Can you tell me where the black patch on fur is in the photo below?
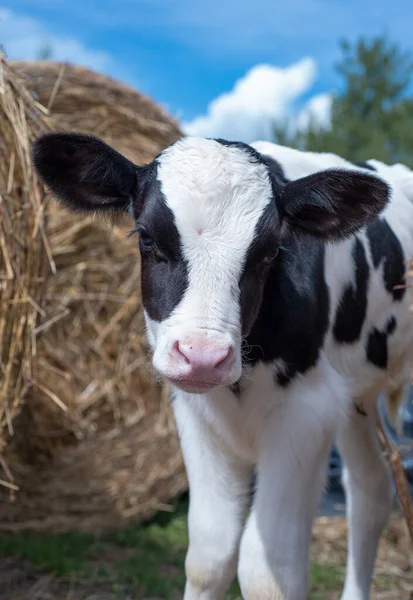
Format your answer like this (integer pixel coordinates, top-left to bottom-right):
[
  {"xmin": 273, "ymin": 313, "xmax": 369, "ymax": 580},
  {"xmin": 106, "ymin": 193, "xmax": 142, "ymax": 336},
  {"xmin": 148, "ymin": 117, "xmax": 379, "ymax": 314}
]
[
  {"xmin": 366, "ymin": 327, "xmax": 388, "ymax": 369},
  {"xmin": 365, "ymin": 315, "xmax": 397, "ymax": 370},
  {"xmin": 239, "ymin": 203, "xmax": 281, "ymax": 336},
  {"xmin": 259, "ymin": 154, "xmax": 290, "ymax": 214},
  {"xmin": 136, "ymin": 163, "xmax": 189, "ymax": 322},
  {"xmin": 333, "ymin": 237, "xmax": 370, "ymax": 343},
  {"xmin": 243, "ymin": 233, "xmax": 330, "ymax": 388},
  {"xmin": 351, "ymin": 161, "xmax": 377, "ymax": 172},
  {"xmin": 260, "ymin": 154, "xmax": 289, "ymax": 185},
  {"xmin": 366, "ymin": 219, "xmax": 406, "ymax": 301},
  {"xmin": 386, "ymin": 315, "xmax": 397, "ymax": 334}
]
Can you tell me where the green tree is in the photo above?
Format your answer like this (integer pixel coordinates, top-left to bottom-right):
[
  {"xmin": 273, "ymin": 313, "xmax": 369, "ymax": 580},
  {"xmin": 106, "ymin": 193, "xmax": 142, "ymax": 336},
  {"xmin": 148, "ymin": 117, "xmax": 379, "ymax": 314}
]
[{"xmin": 276, "ymin": 37, "xmax": 413, "ymax": 166}]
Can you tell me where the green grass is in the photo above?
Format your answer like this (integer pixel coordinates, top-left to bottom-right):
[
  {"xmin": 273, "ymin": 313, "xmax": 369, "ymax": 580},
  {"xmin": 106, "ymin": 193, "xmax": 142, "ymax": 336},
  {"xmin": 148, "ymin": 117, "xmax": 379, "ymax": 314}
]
[
  {"xmin": 309, "ymin": 562, "xmax": 343, "ymax": 599},
  {"xmin": 0, "ymin": 529, "xmax": 96, "ymax": 577},
  {"xmin": 0, "ymin": 500, "xmax": 191, "ymax": 598},
  {"xmin": 0, "ymin": 500, "xmax": 391, "ymax": 599}
]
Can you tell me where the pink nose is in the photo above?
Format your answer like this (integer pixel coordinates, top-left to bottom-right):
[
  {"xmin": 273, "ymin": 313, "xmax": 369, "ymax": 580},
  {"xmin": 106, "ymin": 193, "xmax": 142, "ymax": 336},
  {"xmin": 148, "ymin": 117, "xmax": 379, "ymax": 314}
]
[{"xmin": 171, "ymin": 340, "xmax": 234, "ymax": 383}]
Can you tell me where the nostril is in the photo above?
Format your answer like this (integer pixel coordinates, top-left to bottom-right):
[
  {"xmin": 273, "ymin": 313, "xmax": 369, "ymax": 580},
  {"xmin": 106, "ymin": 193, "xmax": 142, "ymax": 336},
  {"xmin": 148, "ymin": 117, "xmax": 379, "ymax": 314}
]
[
  {"xmin": 172, "ymin": 341, "xmax": 234, "ymax": 372},
  {"xmin": 214, "ymin": 346, "xmax": 232, "ymax": 368},
  {"xmin": 175, "ymin": 341, "xmax": 191, "ymax": 365}
]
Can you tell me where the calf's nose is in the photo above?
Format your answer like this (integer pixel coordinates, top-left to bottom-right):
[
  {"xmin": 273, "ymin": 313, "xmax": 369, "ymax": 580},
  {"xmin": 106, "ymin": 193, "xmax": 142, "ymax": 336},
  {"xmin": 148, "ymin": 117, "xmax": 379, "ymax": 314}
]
[
  {"xmin": 177, "ymin": 341, "xmax": 231, "ymax": 369},
  {"xmin": 170, "ymin": 340, "xmax": 234, "ymax": 381}
]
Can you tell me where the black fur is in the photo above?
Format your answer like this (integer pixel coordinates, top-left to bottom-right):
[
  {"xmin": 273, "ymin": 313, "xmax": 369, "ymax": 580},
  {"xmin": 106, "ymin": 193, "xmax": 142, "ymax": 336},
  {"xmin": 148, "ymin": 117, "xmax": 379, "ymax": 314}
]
[
  {"xmin": 280, "ymin": 169, "xmax": 390, "ymax": 241},
  {"xmin": 33, "ymin": 133, "xmax": 138, "ymax": 214},
  {"xmin": 239, "ymin": 203, "xmax": 281, "ymax": 335},
  {"xmin": 365, "ymin": 315, "xmax": 397, "ymax": 370},
  {"xmin": 257, "ymin": 154, "xmax": 289, "ymax": 185},
  {"xmin": 333, "ymin": 237, "xmax": 370, "ymax": 343},
  {"xmin": 351, "ymin": 161, "xmax": 377, "ymax": 172},
  {"xmin": 366, "ymin": 327, "xmax": 388, "ymax": 369},
  {"xmin": 386, "ymin": 315, "xmax": 397, "ymax": 335},
  {"xmin": 135, "ymin": 163, "xmax": 189, "ymax": 322},
  {"xmin": 244, "ymin": 233, "xmax": 330, "ymax": 388},
  {"xmin": 366, "ymin": 219, "xmax": 406, "ymax": 301}
]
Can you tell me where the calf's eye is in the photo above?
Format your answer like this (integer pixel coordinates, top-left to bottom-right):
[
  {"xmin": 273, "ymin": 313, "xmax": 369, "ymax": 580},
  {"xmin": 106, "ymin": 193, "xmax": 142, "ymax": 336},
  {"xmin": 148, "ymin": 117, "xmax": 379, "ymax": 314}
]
[
  {"xmin": 262, "ymin": 248, "xmax": 279, "ymax": 266},
  {"xmin": 139, "ymin": 230, "xmax": 154, "ymax": 252}
]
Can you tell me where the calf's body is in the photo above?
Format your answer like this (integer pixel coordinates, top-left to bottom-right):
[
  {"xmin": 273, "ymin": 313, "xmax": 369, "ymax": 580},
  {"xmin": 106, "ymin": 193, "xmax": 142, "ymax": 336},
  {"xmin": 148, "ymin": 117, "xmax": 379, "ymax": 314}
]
[{"xmin": 33, "ymin": 134, "xmax": 413, "ymax": 600}]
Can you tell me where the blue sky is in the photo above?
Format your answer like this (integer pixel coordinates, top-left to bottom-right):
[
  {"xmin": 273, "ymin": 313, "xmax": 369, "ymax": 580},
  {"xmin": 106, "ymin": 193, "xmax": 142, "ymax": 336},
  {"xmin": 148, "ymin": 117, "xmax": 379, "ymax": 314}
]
[{"xmin": 1, "ymin": 0, "xmax": 412, "ymax": 141}]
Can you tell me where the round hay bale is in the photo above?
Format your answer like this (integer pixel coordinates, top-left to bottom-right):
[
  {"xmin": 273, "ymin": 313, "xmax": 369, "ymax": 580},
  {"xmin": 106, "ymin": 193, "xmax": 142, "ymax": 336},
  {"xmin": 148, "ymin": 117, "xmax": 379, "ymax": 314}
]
[
  {"xmin": 0, "ymin": 59, "xmax": 187, "ymax": 531},
  {"xmin": 0, "ymin": 56, "xmax": 51, "ymax": 475},
  {"xmin": 10, "ymin": 60, "xmax": 180, "ymax": 164}
]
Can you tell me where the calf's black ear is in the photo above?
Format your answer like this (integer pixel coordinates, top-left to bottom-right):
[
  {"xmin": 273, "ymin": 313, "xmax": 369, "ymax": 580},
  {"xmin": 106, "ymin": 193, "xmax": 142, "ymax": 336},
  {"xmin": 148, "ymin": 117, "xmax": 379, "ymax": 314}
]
[
  {"xmin": 32, "ymin": 132, "xmax": 139, "ymax": 214},
  {"xmin": 280, "ymin": 169, "xmax": 390, "ymax": 240}
]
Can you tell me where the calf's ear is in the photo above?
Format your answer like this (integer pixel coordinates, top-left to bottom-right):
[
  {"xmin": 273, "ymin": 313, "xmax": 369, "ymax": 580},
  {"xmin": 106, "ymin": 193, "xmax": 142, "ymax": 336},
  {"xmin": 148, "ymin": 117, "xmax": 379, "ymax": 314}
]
[
  {"xmin": 280, "ymin": 169, "xmax": 390, "ymax": 240},
  {"xmin": 32, "ymin": 132, "xmax": 140, "ymax": 215}
]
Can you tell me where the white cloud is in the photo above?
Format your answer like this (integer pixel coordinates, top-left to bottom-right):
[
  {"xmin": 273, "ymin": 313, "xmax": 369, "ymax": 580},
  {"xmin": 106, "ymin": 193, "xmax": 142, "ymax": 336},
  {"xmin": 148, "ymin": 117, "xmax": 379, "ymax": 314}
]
[
  {"xmin": 296, "ymin": 92, "xmax": 333, "ymax": 131},
  {"xmin": 184, "ymin": 58, "xmax": 332, "ymax": 143},
  {"xmin": 0, "ymin": 8, "xmax": 112, "ymax": 72}
]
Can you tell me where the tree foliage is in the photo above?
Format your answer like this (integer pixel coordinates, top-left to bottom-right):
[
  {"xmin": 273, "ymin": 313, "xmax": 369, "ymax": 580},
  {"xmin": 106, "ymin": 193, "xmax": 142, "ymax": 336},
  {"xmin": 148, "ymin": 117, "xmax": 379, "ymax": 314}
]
[{"xmin": 275, "ymin": 37, "xmax": 413, "ymax": 166}]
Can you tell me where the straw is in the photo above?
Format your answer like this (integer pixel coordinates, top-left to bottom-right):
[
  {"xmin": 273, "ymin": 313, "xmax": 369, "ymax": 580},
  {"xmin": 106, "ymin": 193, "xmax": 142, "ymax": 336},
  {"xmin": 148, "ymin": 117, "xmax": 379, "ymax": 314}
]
[{"xmin": 0, "ymin": 58, "xmax": 187, "ymax": 531}]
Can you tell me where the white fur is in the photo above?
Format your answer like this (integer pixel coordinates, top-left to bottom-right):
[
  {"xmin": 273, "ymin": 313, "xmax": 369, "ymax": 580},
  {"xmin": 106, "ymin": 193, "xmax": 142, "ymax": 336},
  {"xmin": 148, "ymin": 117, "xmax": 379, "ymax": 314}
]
[
  {"xmin": 337, "ymin": 393, "xmax": 392, "ymax": 600},
  {"xmin": 145, "ymin": 138, "xmax": 273, "ymax": 386},
  {"xmin": 174, "ymin": 361, "xmax": 348, "ymax": 600},
  {"xmin": 144, "ymin": 139, "xmax": 413, "ymax": 599}
]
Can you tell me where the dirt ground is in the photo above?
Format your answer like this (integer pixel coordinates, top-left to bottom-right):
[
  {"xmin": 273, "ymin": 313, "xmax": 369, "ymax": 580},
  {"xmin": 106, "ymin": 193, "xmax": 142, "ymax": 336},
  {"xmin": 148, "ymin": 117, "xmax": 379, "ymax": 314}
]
[
  {"xmin": 0, "ymin": 515, "xmax": 411, "ymax": 600},
  {"xmin": 311, "ymin": 515, "xmax": 413, "ymax": 599}
]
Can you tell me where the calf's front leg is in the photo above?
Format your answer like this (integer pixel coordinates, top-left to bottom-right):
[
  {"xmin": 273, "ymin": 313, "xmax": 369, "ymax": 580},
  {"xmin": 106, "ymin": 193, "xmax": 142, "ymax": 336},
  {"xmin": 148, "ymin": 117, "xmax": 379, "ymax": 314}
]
[
  {"xmin": 173, "ymin": 395, "xmax": 252, "ymax": 600},
  {"xmin": 338, "ymin": 398, "xmax": 393, "ymax": 600},
  {"xmin": 238, "ymin": 372, "xmax": 345, "ymax": 600}
]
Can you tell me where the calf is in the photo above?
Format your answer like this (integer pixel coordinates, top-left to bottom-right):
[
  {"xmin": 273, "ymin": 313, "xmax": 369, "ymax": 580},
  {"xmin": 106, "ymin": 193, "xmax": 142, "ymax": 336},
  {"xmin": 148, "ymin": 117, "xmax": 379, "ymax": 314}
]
[{"xmin": 33, "ymin": 133, "xmax": 413, "ymax": 600}]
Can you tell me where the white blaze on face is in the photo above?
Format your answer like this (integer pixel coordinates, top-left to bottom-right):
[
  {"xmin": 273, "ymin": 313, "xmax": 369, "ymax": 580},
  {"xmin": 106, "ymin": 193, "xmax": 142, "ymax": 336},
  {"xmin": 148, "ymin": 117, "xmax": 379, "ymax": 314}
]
[{"xmin": 144, "ymin": 138, "xmax": 273, "ymax": 387}]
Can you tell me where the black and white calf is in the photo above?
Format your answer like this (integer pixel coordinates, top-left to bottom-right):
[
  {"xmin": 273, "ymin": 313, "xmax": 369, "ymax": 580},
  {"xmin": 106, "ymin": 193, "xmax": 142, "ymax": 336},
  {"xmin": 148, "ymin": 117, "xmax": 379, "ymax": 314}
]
[{"xmin": 33, "ymin": 133, "xmax": 413, "ymax": 600}]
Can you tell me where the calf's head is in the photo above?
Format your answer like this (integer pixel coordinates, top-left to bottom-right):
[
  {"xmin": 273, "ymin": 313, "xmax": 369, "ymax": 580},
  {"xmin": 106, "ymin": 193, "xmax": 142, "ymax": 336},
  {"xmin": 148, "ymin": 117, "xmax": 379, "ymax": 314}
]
[{"xmin": 33, "ymin": 134, "xmax": 389, "ymax": 393}]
